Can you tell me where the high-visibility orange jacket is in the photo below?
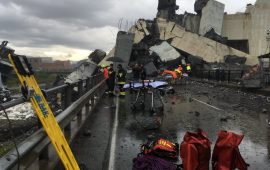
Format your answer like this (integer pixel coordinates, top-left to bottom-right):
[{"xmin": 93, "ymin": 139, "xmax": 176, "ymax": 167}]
[
  {"xmin": 163, "ymin": 70, "xmax": 177, "ymax": 79},
  {"xmin": 103, "ymin": 67, "xmax": 109, "ymax": 79},
  {"xmin": 180, "ymin": 129, "xmax": 211, "ymax": 170},
  {"xmin": 212, "ymin": 131, "xmax": 248, "ymax": 170}
]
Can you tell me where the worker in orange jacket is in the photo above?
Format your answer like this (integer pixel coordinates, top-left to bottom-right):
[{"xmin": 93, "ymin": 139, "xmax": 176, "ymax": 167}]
[
  {"xmin": 174, "ymin": 65, "xmax": 183, "ymax": 78},
  {"xmin": 102, "ymin": 65, "xmax": 109, "ymax": 92}
]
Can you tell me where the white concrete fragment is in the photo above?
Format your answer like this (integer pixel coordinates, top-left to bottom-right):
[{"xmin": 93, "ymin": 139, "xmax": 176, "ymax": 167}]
[
  {"xmin": 65, "ymin": 60, "xmax": 97, "ymax": 84},
  {"xmin": 150, "ymin": 41, "xmax": 180, "ymax": 62},
  {"xmin": 0, "ymin": 102, "xmax": 35, "ymax": 120}
]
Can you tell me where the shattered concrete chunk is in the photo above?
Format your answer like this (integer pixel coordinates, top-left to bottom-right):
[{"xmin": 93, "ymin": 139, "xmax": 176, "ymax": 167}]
[{"xmin": 150, "ymin": 41, "xmax": 180, "ymax": 62}]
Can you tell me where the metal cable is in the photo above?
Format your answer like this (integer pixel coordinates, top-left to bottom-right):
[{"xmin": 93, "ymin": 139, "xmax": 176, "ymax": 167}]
[{"xmin": 0, "ymin": 104, "xmax": 20, "ymax": 170}]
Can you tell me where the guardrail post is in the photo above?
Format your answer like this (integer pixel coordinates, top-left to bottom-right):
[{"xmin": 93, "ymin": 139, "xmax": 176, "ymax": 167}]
[
  {"xmin": 241, "ymin": 70, "xmax": 244, "ymax": 78},
  {"xmin": 228, "ymin": 70, "xmax": 231, "ymax": 83},
  {"xmin": 85, "ymin": 78, "xmax": 91, "ymax": 113},
  {"xmin": 64, "ymin": 85, "xmax": 72, "ymax": 139},
  {"xmin": 201, "ymin": 70, "xmax": 203, "ymax": 81},
  {"xmin": 39, "ymin": 145, "xmax": 50, "ymax": 166},
  {"xmin": 77, "ymin": 80, "xmax": 83, "ymax": 123},
  {"xmin": 91, "ymin": 76, "xmax": 96, "ymax": 105}
]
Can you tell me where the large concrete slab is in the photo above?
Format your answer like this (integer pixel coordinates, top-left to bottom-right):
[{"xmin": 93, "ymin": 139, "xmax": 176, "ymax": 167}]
[{"xmin": 154, "ymin": 19, "xmax": 257, "ymax": 65}]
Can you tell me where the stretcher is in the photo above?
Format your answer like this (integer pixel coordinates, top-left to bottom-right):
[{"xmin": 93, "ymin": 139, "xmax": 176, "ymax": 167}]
[{"xmin": 124, "ymin": 80, "xmax": 168, "ymax": 113}]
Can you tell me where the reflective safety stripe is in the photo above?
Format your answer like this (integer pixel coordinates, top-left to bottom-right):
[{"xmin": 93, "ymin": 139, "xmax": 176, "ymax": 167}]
[
  {"xmin": 120, "ymin": 91, "xmax": 126, "ymax": 96},
  {"xmin": 174, "ymin": 69, "xmax": 181, "ymax": 74},
  {"xmin": 118, "ymin": 82, "xmax": 125, "ymax": 85}
]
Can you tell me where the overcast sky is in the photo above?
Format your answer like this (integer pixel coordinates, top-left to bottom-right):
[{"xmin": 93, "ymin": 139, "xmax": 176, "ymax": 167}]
[{"xmin": 0, "ymin": 0, "xmax": 257, "ymax": 61}]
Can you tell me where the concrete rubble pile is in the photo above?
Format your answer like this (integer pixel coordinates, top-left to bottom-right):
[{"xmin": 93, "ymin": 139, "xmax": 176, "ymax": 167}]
[
  {"xmin": 101, "ymin": 0, "xmax": 270, "ymax": 77},
  {"xmin": 70, "ymin": 0, "xmax": 270, "ymax": 81}
]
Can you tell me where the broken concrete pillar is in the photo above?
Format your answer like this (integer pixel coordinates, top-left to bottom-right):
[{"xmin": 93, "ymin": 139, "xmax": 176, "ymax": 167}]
[
  {"xmin": 157, "ymin": 0, "xmax": 179, "ymax": 20},
  {"xmin": 199, "ymin": 0, "xmax": 225, "ymax": 35},
  {"xmin": 114, "ymin": 31, "xmax": 134, "ymax": 68},
  {"xmin": 194, "ymin": 0, "xmax": 209, "ymax": 15},
  {"xmin": 129, "ymin": 20, "xmax": 150, "ymax": 44},
  {"xmin": 88, "ymin": 49, "xmax": 106, "ymax": 64}
]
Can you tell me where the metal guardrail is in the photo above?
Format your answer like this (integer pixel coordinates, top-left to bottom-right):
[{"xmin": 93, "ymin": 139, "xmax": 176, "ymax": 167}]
[
  {"xmin": 193, "ymin": 69, "xmax": 245, "ymax": 83},
  {"xmin": 0, "ymin": 73, "xmax": 106, "ymax": 170},
  {"xmin": 193, "ymin": 69, "xmax": 270, "ymax": 86}
]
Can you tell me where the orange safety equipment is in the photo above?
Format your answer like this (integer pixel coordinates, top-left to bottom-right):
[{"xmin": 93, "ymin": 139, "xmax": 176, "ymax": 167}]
[
  {"xmin": 103, "ymin": 67, "xmax": 109, "ymax": 79},
  {"xmin": 163, "ymin": 70, "xmax": 177, "ymax": 79},
  {"xmin": 180, "ymin": 129, "xmax": 211, "ymax": 170},
  {"xmin": 212, "ymin": 131, "xmax": 248, "ymax": 170},
  {"xmin": 141, "ymin": 138, "xmax": 178, "ymax": 159},
  {"xmin": 177, "ymin": 65, "xmax": 183, "ymax": 71}
]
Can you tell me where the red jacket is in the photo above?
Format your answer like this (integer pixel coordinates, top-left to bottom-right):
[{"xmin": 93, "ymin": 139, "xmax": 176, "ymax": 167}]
[
  {"xmin": 212, "ymin": 131, "xmax": 248, "ymax": 170},
  {"xmin": 180, "ymin": 129, "xmax": 211, "ymax": 170},
  {"xmin": 103, "ymin": 67, "xmax": 109, "ymax": 79}
]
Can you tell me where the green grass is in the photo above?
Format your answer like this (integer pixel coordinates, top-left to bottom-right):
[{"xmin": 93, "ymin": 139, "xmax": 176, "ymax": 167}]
[
  {"xmin": 0, "ymin": 142, "xmax": 14, "ymax": 157},
  {"xmin": 5, "ymin": 72, "xmax": 70, "ymax": 88}
]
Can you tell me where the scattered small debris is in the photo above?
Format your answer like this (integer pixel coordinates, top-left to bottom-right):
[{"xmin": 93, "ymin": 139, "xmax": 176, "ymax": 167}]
[
  {"xmin": 262, "ymin": 108, "xmax": 268, "ymax": 114},
  {"xmin": 83, "ymin": 130, "xmax": 92, "ymax": 137},
  {"xmin": 194, "ymin": 111, "xmax": 200, "ymax": 117},
  {"xmin": 220, "ymin": 116, "xmax": 234, "ymax": 122}
]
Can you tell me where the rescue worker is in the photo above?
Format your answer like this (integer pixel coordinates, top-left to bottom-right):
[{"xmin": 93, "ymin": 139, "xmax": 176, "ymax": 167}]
[
  {"xmin": 186, "ymin": 63, "xmax": 191, "ymax": 75},
  {"xmin": 102, "ymin": 65, "xmax": 109, "ymax": 92},
  {"xmin": 162, "ymin": 69, "xmax": 177, "ymax": 84},
  {"xmin": 108, "ymin": 64, "xmax": 116, "ymax": 97},
  {"xmin": 174, "ymin": 65, "xmax": 183, "ymax": 79},
  {"xmin": 140, "ymin": 64, "xmax": 147, "ymax": 81},
  {"xmin": 117, "ymin": 64, "xmax": 127, "ymax": 96},
  {"xmin": 132, "ymin": 63, "xmax": 141, "ymax": 80}
]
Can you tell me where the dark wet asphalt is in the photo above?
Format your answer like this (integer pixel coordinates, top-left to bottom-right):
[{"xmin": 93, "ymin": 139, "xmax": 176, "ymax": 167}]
[
  {"xmin": 114, "ymin": 81, "xmax": 270, "ymax": 170},
  {"xmin": 71, "ymin": 96, "xmax": 115, "ymax": 170},
  {"xmin": 72, "ymin": 81, "xmax": 270, "ymax": 170}
]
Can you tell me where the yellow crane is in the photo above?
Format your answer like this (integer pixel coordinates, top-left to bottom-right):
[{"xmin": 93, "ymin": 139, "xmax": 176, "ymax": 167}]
[{"xmin": 0, "ymin": 41, "xmax": 79, "ymax": 170}]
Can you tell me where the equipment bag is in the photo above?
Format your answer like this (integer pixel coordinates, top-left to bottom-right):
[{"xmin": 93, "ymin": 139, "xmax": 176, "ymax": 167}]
[
  {"xmin": 212, "ymin": 131, "xmax": 248, "ymax": 170},
  {"xmin": 140, "ymin": 138, "xmax": 179, "ymax": 160},
  {"xmin": 180, "ymin": 129, "xmax": 211, "ymax": 170}
]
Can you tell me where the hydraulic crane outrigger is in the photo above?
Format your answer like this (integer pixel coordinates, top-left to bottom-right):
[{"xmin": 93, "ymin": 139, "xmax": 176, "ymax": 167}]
[{"xmin": 0, "ymin": 41, "xmax": 80, "ymax": 170}]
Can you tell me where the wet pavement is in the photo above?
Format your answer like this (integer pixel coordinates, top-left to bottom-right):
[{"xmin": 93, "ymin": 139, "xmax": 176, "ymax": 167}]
[
  {"xmin": 114, "ymin": 81, "xmax": 270, "ymax": 170},
  {"xmin": 72, "ymin": 81, "xmax": 270, "ymax": 170}
]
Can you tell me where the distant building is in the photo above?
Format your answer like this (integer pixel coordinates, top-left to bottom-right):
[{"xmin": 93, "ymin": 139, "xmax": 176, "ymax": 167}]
[{"xmin": 28, "ymin": 57, "xmax": 72, "ymax": 72}]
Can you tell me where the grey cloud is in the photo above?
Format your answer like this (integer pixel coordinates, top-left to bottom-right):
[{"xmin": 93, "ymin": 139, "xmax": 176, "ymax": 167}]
[
  {"xmin": 0, "ymin": 0, "xmax": 255, "ymax": 57},
  {"xmin": 0, "ymin": 0, "xmax": 157, "ymax": 52}
]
